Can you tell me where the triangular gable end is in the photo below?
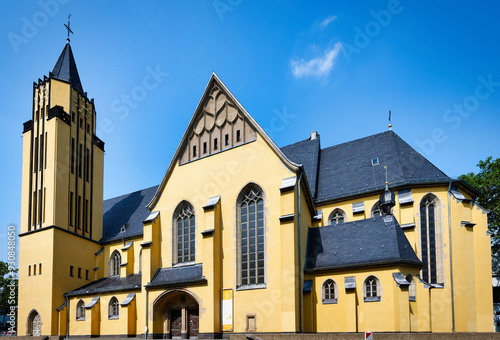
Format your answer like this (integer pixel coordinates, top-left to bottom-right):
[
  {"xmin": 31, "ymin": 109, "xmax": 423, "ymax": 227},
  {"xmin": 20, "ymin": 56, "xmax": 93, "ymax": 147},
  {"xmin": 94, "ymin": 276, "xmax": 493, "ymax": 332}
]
[{"xmin": 147, "ymin": 73, "xmax": 301, "ymax": 210}]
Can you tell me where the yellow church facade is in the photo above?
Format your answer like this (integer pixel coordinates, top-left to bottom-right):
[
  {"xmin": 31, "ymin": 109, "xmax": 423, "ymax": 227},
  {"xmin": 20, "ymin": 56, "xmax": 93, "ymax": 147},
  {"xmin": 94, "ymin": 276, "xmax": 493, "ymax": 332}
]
[{"xmin": 17, "ymin": 42, "xmax": 493, "ymax": 338}]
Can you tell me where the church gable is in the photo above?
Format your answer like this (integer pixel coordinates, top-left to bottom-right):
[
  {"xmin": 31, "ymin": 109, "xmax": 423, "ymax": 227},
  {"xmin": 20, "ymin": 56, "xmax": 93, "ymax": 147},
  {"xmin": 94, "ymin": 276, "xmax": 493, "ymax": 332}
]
[{"xmin": 179, "ymin": 82, "xmax": 257, "ymax": 164}]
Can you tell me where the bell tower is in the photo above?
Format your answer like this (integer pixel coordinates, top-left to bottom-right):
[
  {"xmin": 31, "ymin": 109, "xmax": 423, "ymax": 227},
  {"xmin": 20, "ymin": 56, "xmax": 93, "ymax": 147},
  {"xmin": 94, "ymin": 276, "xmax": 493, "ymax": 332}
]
[{"xmin": 18, "ymin": 39, "xmax": 105, "ymax": 336}]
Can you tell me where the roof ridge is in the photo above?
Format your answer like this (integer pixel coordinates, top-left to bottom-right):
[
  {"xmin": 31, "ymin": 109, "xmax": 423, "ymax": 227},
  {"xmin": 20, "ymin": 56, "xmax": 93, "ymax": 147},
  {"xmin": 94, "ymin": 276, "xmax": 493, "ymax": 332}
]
[
  {"xmin": 320, "ymin": 130, "xmax": 393, "ymax": 152},
  {"xmin": 104, "ymin": 184, "xmax": 159, "ymax": 203}
]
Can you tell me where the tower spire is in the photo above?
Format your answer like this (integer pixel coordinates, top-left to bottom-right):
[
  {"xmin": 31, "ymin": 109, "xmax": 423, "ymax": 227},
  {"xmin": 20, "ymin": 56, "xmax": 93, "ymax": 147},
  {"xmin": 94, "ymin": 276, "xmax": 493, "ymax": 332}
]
[{"xmin": 64, "ymin": 14, "xmax": 73, "ymax": 43}]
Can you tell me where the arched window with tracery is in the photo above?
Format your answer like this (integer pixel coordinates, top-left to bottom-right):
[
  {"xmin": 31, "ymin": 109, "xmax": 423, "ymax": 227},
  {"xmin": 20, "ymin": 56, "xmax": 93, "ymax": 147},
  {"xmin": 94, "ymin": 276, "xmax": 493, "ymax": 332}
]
[
  {"xmin": 76, "ymin": 300, "xmax": 85, "ymax": 320},
  {"xmin": 238, "ymin": 185, "xmax": 265, "ymax": 287},
  {"xmin": 364, "ymin": 275, "xmax": 381, "ymax": 302},
  {"xmin": 109, "ymin": 250, "xmax": 121, "ymax": 276},
  {"xmin": 108, "ymin": 297, "xmax": 119, "ymax": 319},
  {"xmin": 173, "ymin": 202, "xmax": 196, "ymax": 265},
  {"xmin": 328, "ymin": 209, "xmax": 346, "ymax": 225},
  {"xmin": 371, "ymin": 201, "xmax": 381, "ymax": 217},
  {"xmin": 322, "ymin": 279, "xmax": 338, "ymax": 304},
  {"xmin": 420, "ymin": 195, "xmax": 439, "ymax": 283}
]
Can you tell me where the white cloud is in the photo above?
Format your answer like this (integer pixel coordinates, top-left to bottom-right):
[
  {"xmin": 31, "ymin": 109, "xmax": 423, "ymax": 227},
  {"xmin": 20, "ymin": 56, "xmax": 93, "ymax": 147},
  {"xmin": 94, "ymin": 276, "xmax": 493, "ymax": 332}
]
[
  {"xmin": 290, "ymin": 42, "xmax": 342, "ymax": 79},
  {"xmin": 320, "ymin": 15, "xmax": 337, "ymax": 29}
]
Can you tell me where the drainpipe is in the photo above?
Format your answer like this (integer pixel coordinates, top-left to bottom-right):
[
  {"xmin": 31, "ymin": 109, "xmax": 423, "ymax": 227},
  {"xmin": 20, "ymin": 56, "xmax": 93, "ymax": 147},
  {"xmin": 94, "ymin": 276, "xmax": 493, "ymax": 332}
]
[
  {"xmin": 297, "ymin": 171, "xmax": 303, "ymax": 333},
  {"xmin": 448, "ymin": 181, "xmax": 456, "ymax": 332},
  {"xmin": 65, "ymin": 295, "xmax": 69, "ymax": 339},
  {"xmin": 145, "ymin": 286, "xmax": 149, "ymax": 339}
]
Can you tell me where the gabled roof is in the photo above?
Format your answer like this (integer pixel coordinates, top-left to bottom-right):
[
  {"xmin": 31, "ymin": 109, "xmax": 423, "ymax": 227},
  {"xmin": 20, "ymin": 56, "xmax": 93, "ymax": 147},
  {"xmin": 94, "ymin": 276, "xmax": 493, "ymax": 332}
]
[
  {"xmin": 146, "ymin": 73, "xmax": 302, "ymax": 210},
  {"xmin": 65, "ymin": 274, "xmax": 142, "ymax": 296},
  {"xmin": 304, "ymin": 215, "xmax": 423, "ymax": 272},
  {"xmin": 101, "ymin": 185, "xmax": 158, "ymax": 243},
  {"xmin": 283, "ymin": 130, "xmax": 451, "ymax": 203},
  {"xmin": 51, "ymin": 42, "xmax": 84, "ymax": 93},
  {"xmin": 281, "ymin": 137, "xmax": 321, "ymax": 198},
  {"xmin": 146, "ymin": 263, "xmax": 206, "ymax": 288}
]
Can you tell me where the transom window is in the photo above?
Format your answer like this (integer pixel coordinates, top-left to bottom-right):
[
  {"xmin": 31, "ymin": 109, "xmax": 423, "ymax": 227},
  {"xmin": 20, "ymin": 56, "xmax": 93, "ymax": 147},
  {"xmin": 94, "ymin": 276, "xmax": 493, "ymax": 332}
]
[
  {"xmin": 328, "ymin": 209, "xmax": 345, "ymax": 225},
  {"xmin": 76, "ymin": 300, "xmax": 85, "ymax": 321},
  {"xmin": 239, "ymin": 186, "xmax": 265, "ymax": 286},
  {"xmin": 364, "ymin": 275, "xmax": 381, "ymax": 302},
  {"xmin": 173, "ymin": 203, "xmax": 196, "ymax": 264},
  {"xmin": 110, "ymin": 251, "xmax": 121, "ymax": 276},
  {"xmin": 322, "ymin": 279, "xmax": 337, "ymax": 304},
  {"xmin": 108, "ymin": 297, "xmax": 119, "ymax": 319},
  {"xmin": 420, "ymin": 196, "xmax": 437, "ymax": 283}
]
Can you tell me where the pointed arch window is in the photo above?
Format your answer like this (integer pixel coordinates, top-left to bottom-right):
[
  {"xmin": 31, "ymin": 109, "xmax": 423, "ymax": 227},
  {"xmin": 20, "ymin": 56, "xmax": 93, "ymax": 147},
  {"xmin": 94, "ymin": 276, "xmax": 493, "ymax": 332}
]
[
  {"xmin": 420, "ymin": 196, "xmax": 438, "ymax": 283},
  {"xmin": 238, "ymin": 185, "xmax": 265, "ymax": 287},
  {"xmin": 364, "ymin": 275, "xmax": 381, "ymax": 302},
  {"xmin": 322, "ymin": 279, "xmax": 338, "ymax": 304},
  {"xmin": 110, "ymin": 251, "xmax": 121, "ymax": 276},
  {"xmin": 371, "ymin": 201, "xmax": 381, "ymax": 217},
  {"xmin": 108, "ymin": 297, "xmax": 119, "ymax": 319},
  {"xmin": 328, "ymin": 209, "xmax": 346, "ymax": 225},
  {"xmin": 173, "ymin": 202, "xmax": 196, "ymax": 265},
  {"xmin": 76, "ymin": 300, "xmax": 85, "ymax": 321}
]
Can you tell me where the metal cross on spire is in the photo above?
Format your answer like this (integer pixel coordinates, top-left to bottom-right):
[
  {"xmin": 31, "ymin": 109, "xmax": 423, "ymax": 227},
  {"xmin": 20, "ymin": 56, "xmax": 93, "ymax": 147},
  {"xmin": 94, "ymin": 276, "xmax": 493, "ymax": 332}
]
[
  {"xmin": 388, "ymin": 110, "xmax": 392, "ymax": 130},
  {"xmin": 64, "ymin": 14, "xmax": 73, "ymax": 42}
]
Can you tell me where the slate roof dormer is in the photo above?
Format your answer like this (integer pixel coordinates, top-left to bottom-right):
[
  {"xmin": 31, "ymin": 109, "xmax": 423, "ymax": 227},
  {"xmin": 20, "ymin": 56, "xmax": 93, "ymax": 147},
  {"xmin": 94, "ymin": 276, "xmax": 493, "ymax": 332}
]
[{"xmin": 51, "ymin": 42, "xmax": 84, "ymax": 94}]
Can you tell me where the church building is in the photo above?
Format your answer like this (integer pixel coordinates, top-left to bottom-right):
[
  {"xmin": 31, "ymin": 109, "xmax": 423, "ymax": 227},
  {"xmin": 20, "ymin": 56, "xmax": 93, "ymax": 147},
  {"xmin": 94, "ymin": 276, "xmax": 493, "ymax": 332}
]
[{"xmin": 17, "ymin": 40, "xmax": 493, "ymax": 338}]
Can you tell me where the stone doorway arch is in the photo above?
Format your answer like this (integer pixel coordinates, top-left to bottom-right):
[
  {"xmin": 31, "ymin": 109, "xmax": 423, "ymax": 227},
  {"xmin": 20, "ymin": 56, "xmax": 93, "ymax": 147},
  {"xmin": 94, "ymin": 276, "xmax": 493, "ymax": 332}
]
[
  {"xmin": 153, "ymin": 289, "xmax": 200, "ymax": 339},
  {"xmin": 27, "ymin": 309, "xmax": 41, "ymax": 336}
]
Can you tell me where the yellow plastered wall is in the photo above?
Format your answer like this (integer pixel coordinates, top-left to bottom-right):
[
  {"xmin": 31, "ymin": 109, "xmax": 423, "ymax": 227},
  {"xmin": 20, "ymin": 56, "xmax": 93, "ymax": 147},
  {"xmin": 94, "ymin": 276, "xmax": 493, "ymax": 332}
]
[{"xmin": 152, "ymin": 135, "xmax": 297, "ymax": 334}]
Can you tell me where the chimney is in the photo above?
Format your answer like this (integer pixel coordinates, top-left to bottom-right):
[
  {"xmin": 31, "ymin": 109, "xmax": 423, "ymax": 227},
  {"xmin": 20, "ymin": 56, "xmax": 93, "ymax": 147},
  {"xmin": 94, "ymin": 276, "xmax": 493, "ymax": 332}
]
[{"xmin": 310, "ymin": 131, "xmax": 319, "ymax": 140}]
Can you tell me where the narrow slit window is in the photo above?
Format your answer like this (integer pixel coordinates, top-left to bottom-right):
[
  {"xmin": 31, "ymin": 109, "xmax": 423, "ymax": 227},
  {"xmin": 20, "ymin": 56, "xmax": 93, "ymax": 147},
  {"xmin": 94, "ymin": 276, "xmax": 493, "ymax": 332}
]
[
  {"xmin": 85, "ymin": 148, "xmax": 90, "ymax": 182},
  {"xmin": 39, "ymin": 133, "xmax": 44, "ymax": 170},
  {"xmin": 193, "ymin": 145, "xmax": 197, "ymax": 157},
  {"xmin": 78, "ymin": 143, "xmax": 82, "ymax": 178},
  {"xmin": 28, "ymin": 265, "xmax": 31, "ymax": 276},
  {"xmin": 44, "ymin": 132, "xmax": 47, "ymax": 168},
  {"xmin": 78, "ymin": 268, "xmax": 82, "ymax": 279},
  {"xmin": 236, "ymin": 129, "xmax": 241, "ymax": 142},
  {"xmin": 71, "ymin": 138, "xmax": 75, "ymax": 174},
  {"xmin": 69, "ymin": 192, "xmax": 74, "ymax": 227},
  {"xmin": 70, "ymin": 265, "xmax": 74, "ymax": 277},
  {"xmin": 203, "ymin": 142, "xmax": 207, "ymax": 154},
  {"xmin": 214, "ymin": 138, "xmax": 218, "ymax": 150},
  {"xmin": 33, "ymin": 264, "xmax": 37, "ymax": 276},
  {"xmin": 39, "ymin": 263, "xmax": 42, "ymax": 275},
  {"xmin": 77, "ymin": 196, "xmax": 82, "ymax": 229},
  {"xmin": 86, "ymin": 270, "xmax": 89, "ymax": 280},
  {"xmin": 85, "ymin": 199, "xmax": 89, "ymax": 232},
  {"xmin": 225, "ymin": 134, "xmax": 229, "ymax": 146},
  {"xmin": 34, "ymin": 137, "xmax": 38, "ymax": 173}
]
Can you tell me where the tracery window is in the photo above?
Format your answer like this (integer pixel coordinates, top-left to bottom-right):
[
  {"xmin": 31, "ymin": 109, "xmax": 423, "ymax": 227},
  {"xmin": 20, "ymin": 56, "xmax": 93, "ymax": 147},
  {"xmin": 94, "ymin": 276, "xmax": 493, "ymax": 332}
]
[
  {"xmin": 110, "ymin": 250, "xmax": 121, "ymax": 276},
  {"xmin": 420, "ymin": 195, "xmax": 438, "ymax": 283},
  {"xmin": 173, "ymin": 202, "xmax": 196, "ymax": 264},
  {"xmin": 322, "ymin": 279, "xmax": 337, "ymax": 304},
  {"xmin": 238, "ymin": 185, "xmax": 265, "ymax": 287},
  {"xmin": 328, "ymin": 209, "xmax": 346, "ymax": 225},
  {"xmin": 76, "ymin": 300, "xmax": 85, "ymax": 320},
  {"xmin": 364, "ymin": 275, "xmax": 381, "ymax": 302},
  {"xmin": 108, "ymin": 297, "xmax": 119, "ymax": 319}
]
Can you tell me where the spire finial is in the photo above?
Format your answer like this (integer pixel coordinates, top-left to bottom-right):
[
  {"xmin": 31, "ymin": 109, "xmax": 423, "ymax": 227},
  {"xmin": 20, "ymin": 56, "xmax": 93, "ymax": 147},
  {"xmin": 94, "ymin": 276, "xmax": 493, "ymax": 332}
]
[{"xmin": 64, "ymin": 14, "xmax": 73, "ymax": 43}]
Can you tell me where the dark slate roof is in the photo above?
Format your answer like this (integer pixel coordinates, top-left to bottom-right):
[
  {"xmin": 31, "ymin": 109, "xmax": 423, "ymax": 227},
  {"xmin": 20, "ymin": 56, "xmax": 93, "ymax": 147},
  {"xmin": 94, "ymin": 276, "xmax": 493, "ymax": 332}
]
[
  {"xmin": 101, "ymin": 185, "xmax": 159, "ymax": 243},
  {"xmin": 65, "ymin": 274, "xmax": 141, "ymax": 296},
  {"xmin": 281, "ymin": 137, "xmax": 321, "ymax": 198},
  {"xmin": 304, "ymin": 215, "xmax": 423, "ymax": 272},
  {"xmin": 51, "ymin": 43, "xmax": 84, "ymax": 93},
  {"xmin": 306, "ymin": 130, "xmax": 449, "ymax": 203},
  {"xmin": 146, "ymin": 264, "xmax": 206, "ymax": 288}
]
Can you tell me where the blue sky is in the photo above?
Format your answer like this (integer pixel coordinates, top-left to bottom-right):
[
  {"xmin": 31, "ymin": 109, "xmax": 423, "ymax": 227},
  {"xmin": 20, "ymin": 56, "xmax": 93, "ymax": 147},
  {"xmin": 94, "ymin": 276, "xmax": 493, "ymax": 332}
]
[{"xmin": 1, "ymin": 1, "xmax": 500, "ymax": 264}]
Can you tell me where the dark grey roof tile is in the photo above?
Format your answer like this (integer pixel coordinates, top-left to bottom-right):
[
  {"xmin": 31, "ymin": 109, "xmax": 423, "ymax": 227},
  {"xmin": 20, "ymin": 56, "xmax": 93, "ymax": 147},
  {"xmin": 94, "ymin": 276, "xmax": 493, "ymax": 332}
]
[
  {"xmin": 146, "ymin": 264, "xmax": 206, "ymax": 288},
  {"xmin": 66, "ymin": 274, "xmax": 142, "ymax": 296}
]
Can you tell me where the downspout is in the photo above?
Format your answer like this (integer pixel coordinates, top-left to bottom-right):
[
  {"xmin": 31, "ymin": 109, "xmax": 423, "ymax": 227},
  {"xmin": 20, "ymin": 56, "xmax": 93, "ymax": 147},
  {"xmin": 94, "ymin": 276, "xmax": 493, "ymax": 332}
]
[
  {"xmin": 65, "ymin": 295, "xmax": 69, "ymax": 339},
  {"xmin": 145, "ymin": 286, "xmax": 149, "ymax": 339},
  {"xmin": 448, "ymin": 181, "xmax": 456, "ymax": 332},
  {"xmin": 297, "ymin": 171, "xmax": 303, "ymax": 333}
]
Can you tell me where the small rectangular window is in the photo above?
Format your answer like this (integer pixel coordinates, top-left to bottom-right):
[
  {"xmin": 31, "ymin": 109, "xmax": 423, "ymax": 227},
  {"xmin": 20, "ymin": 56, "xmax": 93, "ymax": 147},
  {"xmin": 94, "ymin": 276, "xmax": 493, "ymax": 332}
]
[
  {"xmin": 214, "ymin": 138, "xmax": 218, "ymax": 150},
  {"xmin": 236, "ymin": 129, "xmax": 241, "ymax": 142},
  {"xmin": 69, "ymin": 192, "xmax": 74, "ymax": 227},
  {"xmin": 78, "ymin": 268, "xmax": 82, "ymax": 279},
  {"xmin": 78, "ymin": 143, "xmax": 82, "ymax": 178},
  {"xmin": 203, "ymin": 142, "xmax": 207, "ymax": 154},
  {"xmin": 246, "ymin": 314, "xmax": 256, "ymax": 332},
  {"xmin": 79, "ymin": 117, "xmax": 83, "ymax": 128},
  {"xmin": 371, "ymin": 158, "xmax": 379, "ymax": 166},
  {"xmin": 34, "ymin": 264, "xmax": 37, "ymax": 276},
  {"xmin": 86, "ymin": 123, "xmax": 90, "ymax": 134},
  {"xmin": 28, "ymin": 265, "xmax": 31, "ymax": 276},
  {"xmin": 70, "ymin": 265, "xmax": 74, "ymax": 277},
  {"xmin": 225, "ymin": 134, "xmax": 229, "ymax": 146},
  {"xmin": 39, "ymin": 263, "xmax": 42, "ymax": 275},
  {"xmin": 86, "ymin": 270, "xmax": 89, "ymax": 280},
  {"xmin": 193, "ymin": 145, "xmax": 197, "ymax": 157},
  {"xmin": 71, "ymin": 138, "xmax": 75, "ymax": 174}
]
